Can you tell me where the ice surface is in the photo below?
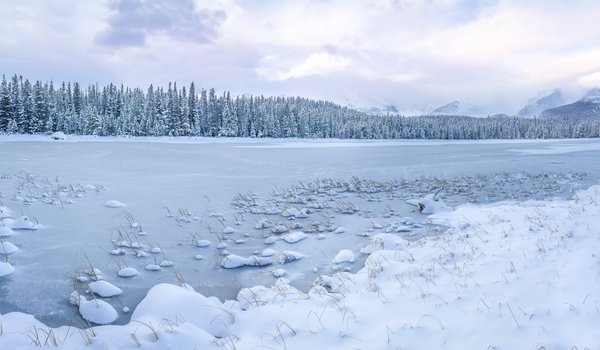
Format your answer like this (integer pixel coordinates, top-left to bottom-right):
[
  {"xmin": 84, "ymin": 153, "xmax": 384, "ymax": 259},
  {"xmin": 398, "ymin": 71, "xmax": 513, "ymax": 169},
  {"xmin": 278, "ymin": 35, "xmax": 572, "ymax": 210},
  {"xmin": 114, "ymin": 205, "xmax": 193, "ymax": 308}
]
[{"xmin": 0, "ymin": 137, "xmax": 599, "ymax": 330}]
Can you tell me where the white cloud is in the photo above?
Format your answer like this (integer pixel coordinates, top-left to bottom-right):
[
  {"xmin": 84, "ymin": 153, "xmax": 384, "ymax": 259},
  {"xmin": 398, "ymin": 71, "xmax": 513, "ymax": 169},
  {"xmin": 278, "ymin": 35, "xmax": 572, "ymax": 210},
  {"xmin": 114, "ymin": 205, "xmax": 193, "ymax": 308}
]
[
  {"xmin": 258, "ymin": 52, "xmax": 351, "ymax": 81},
  {"xmin": 2, "ymin": 0, "xmax": 600, "ymax": 114},
  {"xmin": 578, "ymin": 71, "xmax": 600, "ymax": 88}
]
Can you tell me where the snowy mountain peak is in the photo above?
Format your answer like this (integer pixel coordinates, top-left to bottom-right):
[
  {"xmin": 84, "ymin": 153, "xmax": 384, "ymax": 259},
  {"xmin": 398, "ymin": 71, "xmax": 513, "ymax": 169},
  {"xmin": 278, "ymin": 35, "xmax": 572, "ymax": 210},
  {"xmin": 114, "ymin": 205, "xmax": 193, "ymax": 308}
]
[
  {"xmin": 428, "ymin": 100, "xmax": 487, "ymax": 117},
  {"xmin": 517, "ymin": 89, "xmax": 564, "ymax": 118},
  {"xmin": 581, "ymin": 88, "xmax": 600, "ymax": 103},
  {"xmin": 539, "ymin": 88, "xmax": 600, "ymax": 119}
]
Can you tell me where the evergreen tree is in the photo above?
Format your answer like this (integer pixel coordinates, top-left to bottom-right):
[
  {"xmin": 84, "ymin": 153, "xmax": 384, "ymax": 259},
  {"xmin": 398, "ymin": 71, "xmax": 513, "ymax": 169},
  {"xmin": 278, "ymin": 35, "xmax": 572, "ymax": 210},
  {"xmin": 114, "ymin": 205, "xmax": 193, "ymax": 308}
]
[
  {"xmin": 218, "ymin": 93, "xmax": 237, "ymax": 137},
  {"xmin": 0, "ymin": 75, "xmax": 10, "ymax": 131}
]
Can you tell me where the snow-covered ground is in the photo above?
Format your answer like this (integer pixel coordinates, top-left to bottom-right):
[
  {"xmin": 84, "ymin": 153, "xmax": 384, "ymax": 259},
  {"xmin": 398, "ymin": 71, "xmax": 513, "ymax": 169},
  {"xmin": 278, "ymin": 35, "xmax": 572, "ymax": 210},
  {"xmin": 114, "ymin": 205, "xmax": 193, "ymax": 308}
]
[{"xmin": 1, "ymin": 136, "xmax": 600, "ymax": 349}]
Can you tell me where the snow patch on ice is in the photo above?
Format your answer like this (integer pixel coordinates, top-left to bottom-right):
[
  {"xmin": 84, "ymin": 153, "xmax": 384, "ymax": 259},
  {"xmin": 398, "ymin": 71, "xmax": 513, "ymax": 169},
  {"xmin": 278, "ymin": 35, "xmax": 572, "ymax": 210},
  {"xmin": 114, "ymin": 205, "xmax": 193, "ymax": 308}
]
[{"xmin": 104, "ymin": 200, "xmax": 125, "ymax": 208}]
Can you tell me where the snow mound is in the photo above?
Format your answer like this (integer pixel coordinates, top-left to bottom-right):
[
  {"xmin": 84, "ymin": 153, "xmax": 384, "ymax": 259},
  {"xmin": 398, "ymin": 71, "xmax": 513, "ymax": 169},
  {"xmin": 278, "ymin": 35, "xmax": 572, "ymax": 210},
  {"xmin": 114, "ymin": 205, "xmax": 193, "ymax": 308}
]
[
  {"xmin": 0, "ymin": 206, "xmax": 12, "ymax": 219},
  {"xmin": 117, "ymin": 267, "xmax": 138, "ymax": 277},
  {"xmin": 272, "ymin": 268, "xmax": 286, "ymax": 277},
  {"xmin": 334, "ymin": 226, "xmax": 345, "ymax": 234},
  {"xmin": 415, "ymin": 194, "xmax": 451, "ymax": 214},
  {"xmin": 264, "ymin": 236, "xmax": 279, "ymax": 245},
  {"xmin": 78, "ymin": 297, "xmax": 118, "ymax": 325},
  {"xmin": 145, "ymin": 264, "xmax": 161, "ymax": 271},
  {"xmin": 332, "ymin": 249, "xmax": 355, "ymax": 264},
  {"xmin": 221, "ymin": 254, "xmax": 273, "ymax": 269},
  {"xmin": 104, "ymin": 200, "xmax": 125, "ymax": 208},
  {"xmin": 0, "ymin": 241, "xmax": 19, "ymax": 255},
  {"xmin": 278, "ymin": 251, "xmax": 304, "ymax": 264},
  {"xmin": 132, "ymin": 283, "xmax": 234, "ymax": 337},
  {"xmin": 237, "ymin": 278, "xmax": 305, "ymax": 310},
  {"xmin": 360, "ymin": 233, "xmax": 408, "ymax": 254},
  {"xmin": 271, "ymin": 224, "xmax": 288, "ymax": 234},
  {"xmin": 8, "ymin": 216, "xmax": 39, "ymax": 230},
  {"xmin": 88, "ymin": 280, "xmax": 123, "ymax": 297},
  {"xmin": 159, "ymin": 260, "xmax": 174, "ymax": 267},
  {"xmin": 281, "ymin": 231, "xmax": 308, "ymax": 243},
  {"xmin": 385, "ymin": 222, "xmax": 412, "ymax": 233},
  {"xmin": 50, "ymin": 131, "xmax": 66, "ymax": 140},
  {"xmin": 223, "ymin": 227, "xmax": 236, "ymax": 234},
  {"xmin": 259, "ymin": 248, "xmax": 277, "ymax": 257},
  {"xmin": 281, "ymin": 207, "xmax": 309, "ymax": 218},
  {"xmin": 84, "ymin": 268, "xmax": 103, "ymax": 280},
  {"xmin": 0, "ymin": 227, "xmax": 15, "ymax": 237},
  {"xmin": 0, "ymin": 261, "xmax": 15, "ymax": 277},
  {"xmin": 196, "ymin": 239, "xmax": 211, "ymax": 247}
]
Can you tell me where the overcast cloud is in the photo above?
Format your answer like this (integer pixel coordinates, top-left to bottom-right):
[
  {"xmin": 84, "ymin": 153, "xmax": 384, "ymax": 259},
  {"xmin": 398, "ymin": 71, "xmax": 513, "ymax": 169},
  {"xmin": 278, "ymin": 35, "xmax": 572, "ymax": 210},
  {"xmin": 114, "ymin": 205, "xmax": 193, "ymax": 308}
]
[{"xmin": 1, "ymin": 0, "xmax": 599, "ymax": 114}]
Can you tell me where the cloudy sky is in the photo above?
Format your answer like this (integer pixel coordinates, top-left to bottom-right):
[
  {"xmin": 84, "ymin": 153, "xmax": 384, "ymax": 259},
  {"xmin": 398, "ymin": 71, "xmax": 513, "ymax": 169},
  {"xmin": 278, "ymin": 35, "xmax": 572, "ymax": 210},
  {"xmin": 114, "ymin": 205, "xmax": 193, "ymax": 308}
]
[{"xmin": 1, "ymin": 0, "xmax": 600, "ymax": 114}]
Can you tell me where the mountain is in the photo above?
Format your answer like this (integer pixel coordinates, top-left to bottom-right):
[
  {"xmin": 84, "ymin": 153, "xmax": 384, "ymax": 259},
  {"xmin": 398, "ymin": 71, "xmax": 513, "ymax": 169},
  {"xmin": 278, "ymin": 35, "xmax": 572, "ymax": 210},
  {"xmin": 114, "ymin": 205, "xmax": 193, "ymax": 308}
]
[
  {"xmin": 428, "ymin": 101, "xmax": 487, "ymax": 117},
  {"xmin": 340, "ymin": 95, "xmax": 401, "ymax": 115},
  {"xmin": 517, "ymin": 89, "xmax": 564, "ymax": 118},
  {"xmin": 540, "ymin": 88, "xmax": 600, "ymax": 119}
]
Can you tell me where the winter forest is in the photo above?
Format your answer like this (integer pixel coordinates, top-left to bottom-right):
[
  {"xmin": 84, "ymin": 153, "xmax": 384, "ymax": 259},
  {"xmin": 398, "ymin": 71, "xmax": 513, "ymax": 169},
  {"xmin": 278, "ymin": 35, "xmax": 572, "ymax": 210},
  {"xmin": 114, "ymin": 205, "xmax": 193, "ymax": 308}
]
[{"xmin": 1, "ymin": 74, "xmax": 600, "ymax": 139}]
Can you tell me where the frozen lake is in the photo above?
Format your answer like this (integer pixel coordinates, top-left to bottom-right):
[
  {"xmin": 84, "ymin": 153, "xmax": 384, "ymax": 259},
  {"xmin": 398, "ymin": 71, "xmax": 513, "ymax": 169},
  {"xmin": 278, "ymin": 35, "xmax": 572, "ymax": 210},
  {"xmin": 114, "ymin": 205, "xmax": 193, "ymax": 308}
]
[{"xmin": 1, "ymin": 137, "xmax": 599, "ymax": 327}]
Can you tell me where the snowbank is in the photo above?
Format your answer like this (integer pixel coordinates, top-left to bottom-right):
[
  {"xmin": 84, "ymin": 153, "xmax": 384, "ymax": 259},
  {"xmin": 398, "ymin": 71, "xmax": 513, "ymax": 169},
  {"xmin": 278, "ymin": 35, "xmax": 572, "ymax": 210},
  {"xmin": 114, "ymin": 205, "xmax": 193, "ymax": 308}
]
[{"xmin": 2, "ymin": 186, "xmax": 600, "ymax": 349}]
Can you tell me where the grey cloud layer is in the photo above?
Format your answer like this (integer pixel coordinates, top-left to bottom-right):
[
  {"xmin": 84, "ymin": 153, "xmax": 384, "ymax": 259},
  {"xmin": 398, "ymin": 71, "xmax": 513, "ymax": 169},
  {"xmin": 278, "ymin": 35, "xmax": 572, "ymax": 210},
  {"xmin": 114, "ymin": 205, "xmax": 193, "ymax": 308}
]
[{"xmin": 95, "ymin": 0, "xmax": 226, "ymax": 48}]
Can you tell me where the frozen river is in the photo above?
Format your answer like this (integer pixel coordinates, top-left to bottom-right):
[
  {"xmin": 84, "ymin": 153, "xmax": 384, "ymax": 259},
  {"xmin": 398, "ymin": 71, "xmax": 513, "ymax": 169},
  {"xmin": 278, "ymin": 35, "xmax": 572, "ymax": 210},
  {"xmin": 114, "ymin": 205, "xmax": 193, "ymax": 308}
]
[{"xmin": 1, "ymin": 137, "xmax": 599, "ymax": 327}]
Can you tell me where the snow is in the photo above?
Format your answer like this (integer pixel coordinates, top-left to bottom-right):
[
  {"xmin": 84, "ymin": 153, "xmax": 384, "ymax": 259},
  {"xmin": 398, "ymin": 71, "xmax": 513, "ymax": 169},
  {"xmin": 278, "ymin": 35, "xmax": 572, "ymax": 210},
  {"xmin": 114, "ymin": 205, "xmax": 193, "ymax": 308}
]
[
  {"xmin": 264, "ymin": 236, "xmax": 279, "ymax": 244},
  {"xmin": 0, "ymin": 241, "xmax": 19, "ymax": 255},
  {"xmin": 416, "ymin": 193, "xmax": 450, "ymax": 214},
  {"xmin": 117, "ymin": 267, "xmax": 138, "ymax": 278},
  {"xmin": 0, "ymin": 227, "xmax": 15, "ymax": 237},
  {"xmin": 0, "ymin": 262, "xmax": 15, "ymax": 277},
  {"xmin": 281, "ymin": 231, "xmax": 308, "ymax": 243},
  {"xmin": 7, "ymin": 216, "xmax": 38, "ymax": 230},
  {"xmin": 517, "ymin": 89, "xmax": 564, "ymax": 118},
  {"xmin": 360, "ymin": 233, "xmax": 408, "ymax": 254},
  {"xmin": 159, "ymin": 260, "xmax": 174, "ymax": 267},
  {"xmin": 1, "ymin": 185, "xmax": 600, "ymax": 347},
  {"xmin": 279, "ymin": 251, "xmax": 304, "ymax": 264},
  {"xmin": 50, "ymin": 131, "xmax": 66, "ymax": 140},
  {"xmin": 332, "ymin": 249, "xmax": 355, "ymax": 263},
  {"xmin": 1, "ymin": 137, "xmax": 600, "ymax": 346},
  {"xmin": 221, "ymin": 254, "xmax": 273, "ymax": 269},
  {"xmin": 104, "ymin": 200, "xmax": 125, "ymax": 208},
  {"xmin": 88, "ymin": 280, "xmax": 123, "ymax": 297},
  {"xmin": 429, "ymin": 100, "xmax": 487, "ymax": 117},
  {"xmin": 333, "ymin": 226, "xmax": 345, "ymax": 234},
  {"xmin": 259, "ymin": 248, "xmax": 277, "ymax": 257},
  {"xmin": 195, "ymin": 239, "xmax": 211, "ymax": 247},
  {"xmin": 78, "ymin": 297, "xmax": 118, "ymax": 325},
  {"xmin": 581, "ymin": 87, "xmax": 600, "ymax": 103},
  {"xmin": 145, "ymin": 264, "xmax": 161, "ymax": 271},
  {"xmin": 272, "ymin": 268, "xmax": 286, "ymax": 277}
]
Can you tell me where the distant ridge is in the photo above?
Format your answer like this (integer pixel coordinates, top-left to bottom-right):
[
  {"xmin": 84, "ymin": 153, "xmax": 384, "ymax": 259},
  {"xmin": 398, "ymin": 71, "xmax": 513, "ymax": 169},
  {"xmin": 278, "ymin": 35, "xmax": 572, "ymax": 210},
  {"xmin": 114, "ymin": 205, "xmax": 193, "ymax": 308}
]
[
  {"xmin": 517, "ymin": 89, "xmax": 564, "ymax": 118},
  {"xmin": 428, "ymin": 101, "xmax": 487, "ymax": 118},
  {"xmin": 540, "ymin": 88, "xmax": 600, "ymax": 119}
]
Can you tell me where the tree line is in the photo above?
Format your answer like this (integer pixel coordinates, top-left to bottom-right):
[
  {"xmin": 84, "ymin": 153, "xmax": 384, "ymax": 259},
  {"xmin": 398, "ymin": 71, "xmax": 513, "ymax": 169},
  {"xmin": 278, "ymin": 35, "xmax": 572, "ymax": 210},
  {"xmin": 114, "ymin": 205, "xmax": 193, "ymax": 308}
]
[{"xmin": 1, "ymin": 74, "xmax": 599, "ymax": 139}]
